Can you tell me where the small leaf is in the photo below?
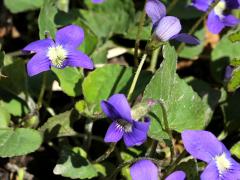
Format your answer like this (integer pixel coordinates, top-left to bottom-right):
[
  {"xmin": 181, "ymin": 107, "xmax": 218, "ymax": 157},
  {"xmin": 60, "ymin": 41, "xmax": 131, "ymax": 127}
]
[
  {"xmin": 53, "ymin": 146, "xmax": 98, "ymax": 179},
  {"xmin": 0, "ymin": 128, "xmax": 42, "ymax": 157},
  {"xmin": 231, "ymin": 141, "xmax": 240, "ymax": 159},
  {"xmin": 52, "ymin": 67, "xmax": 83, "ymax": 97},
  {"xmin": 38, "ymin": 0, "xmax": 57, "ymax": 39},
  {"xmin": 227, "ymin": 67, "xmax": 240, "ymax": 92},
  {"xmin": 39, "ymin": 110, "xmax": 78, "ymax": 141},
  {"xmin": 4, "ymin": 0, "xmax": 43, "ymax": 13},
  {"xmin": 228, "ymin": 30, "xmax": 240, "ymax": 43}
]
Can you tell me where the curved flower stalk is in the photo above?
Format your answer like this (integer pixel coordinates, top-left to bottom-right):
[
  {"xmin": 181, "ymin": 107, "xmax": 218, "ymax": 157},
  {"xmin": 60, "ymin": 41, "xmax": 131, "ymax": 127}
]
[
  {"xmin": 23, "ymin": 25, "xmax": 94, "ymax": 76},
  {"xmin": 92, "ymin": 0, "xmax": 105, "ymax": 3},
  {"xmin": 182, "ymin": 130, "xmax": 240, "ymax": 180},
  {"xmin": 145, "ymin": 0, "xmax": 199, "ymax": 45},
  {"xmin": 192, "ymin": 0, "xmax": 240, "ymax": 34},
  {"xmin": 101, "ymin": 94, "xmax": 150, "ymax": 147},
  {"xmin": 130, "ymin": 159, "xmax": 186, "ymax": 180}
]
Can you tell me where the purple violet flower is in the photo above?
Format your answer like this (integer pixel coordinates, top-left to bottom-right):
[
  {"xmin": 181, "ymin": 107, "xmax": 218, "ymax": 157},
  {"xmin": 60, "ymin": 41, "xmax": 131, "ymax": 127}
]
[
  {"xmin": 92, "ymin": 0, "xmax": 104, "ymax": 3},
  {"xmin": 130, "ymin": 160, "xmax": 158, "ymax": 180},
  {"xmin": 182, "ymin": 130, "xmax": 240, "ymax": 180},
  {"xmin": 145, "ymin": 0, "xmax": 199, "ymax": 45},
  {"xmin": 224, "ymin": 65, "xmax": 233, "ymax": 80},
  {"xmin": 23, "ymin": 25, "xmax": 94, "ymax": 76},
  {"xmin": 101, "ymin": 94, "xmax": 150, "ymax": 147},
  {"xmin": 165, "ymin": 171, "xmax": 186, "ymax": 180},
  {"xmin": 192, "ymin": 0, "xmax": 240, "ymax": 34}
]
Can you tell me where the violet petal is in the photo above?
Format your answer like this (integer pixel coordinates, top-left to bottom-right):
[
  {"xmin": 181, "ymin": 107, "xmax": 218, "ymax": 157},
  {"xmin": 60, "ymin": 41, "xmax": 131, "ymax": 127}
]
[
  {"xmin": 155, "ymin": 16, "xmax": 181, "ymax": 41},
  {"xmin": 104, "ymin": 122, "xmax": 124, "ymax": 142},
  {"xmin": 223, "ymin": 158, "xmax": 240, "ymax": 179},
  {"xmin": 123, "ymin": 119, "xmax": 150, "ymax": 147},
  {"xmin": 27, "ymin": 51, "xmax": 51, "ymax": 76},
  {"xmin": 55, "ymin": 25, "xmax": 84, "ymax": 48},
  {"xmin": 181, "ymin": 130, "xmax": 225, "ymax": 163},
  {"xmin": 222, "ymin": 14, "xmax": 240, "ymax": 27},
  {"xmin": 207, "ymin": 11, "xmax": 225, "ymax": 34},
  {"xmin": 165, "ymin": 171, "xmax": 186, "ymax": 180},
  {"xmin": 92, "ymin": 0, "xmax": 104, "ymax": 3},
  {"xmin": 171, "ymin": 33, "xmax": 200, "ymax": 45},
  {"xmin": 101, "ymin": 101, "xmax": 122, "ymax": 120},
  {"xmin": 107, "ymin": 94, "xmax": 133, "ymax": 123},
  {"xmin": 191, "ymin": 0, "xmax": 213, "ymax": 11},
  {"xmin": 145, "ymin": 0, "xmax": 166, "ymax": 25},
  {"xmin": 66, "ymin": 49, "xmax": 94, "ymax": 69},
  {"xmin": 22, "ymin": 39, "xmax": 54, "ymax": 53},
  {"xmin": 200, "ymin": 161, "xmax": 219, "ymax": 180},
  {"xmin": 226, "ymin": 0, "xmax": 240, "ymax": 9},
  {"xmin": 130, "ymin": 160, "xmax": 158, "ymax": 180}
]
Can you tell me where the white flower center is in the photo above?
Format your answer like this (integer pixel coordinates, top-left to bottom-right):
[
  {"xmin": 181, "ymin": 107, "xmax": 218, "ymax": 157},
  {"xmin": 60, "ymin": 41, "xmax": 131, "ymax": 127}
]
[
  {"xmin": 214, "ymin": 1, "xmax": 226, "ymax": 18},
  {"xmin": 116, "ymin": 119, "xmax": 133, "ymax": 133},
  {"xmin": 47, "ymin": 45, "xmax": 67, "ymax": 68},
  {"xmin": 215, "ymin": 153, "xmax": 231, "ymax": 174}
]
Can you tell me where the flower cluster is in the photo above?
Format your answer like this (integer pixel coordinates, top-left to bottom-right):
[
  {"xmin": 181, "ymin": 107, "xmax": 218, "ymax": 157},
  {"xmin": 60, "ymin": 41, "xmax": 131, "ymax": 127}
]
[
  {"xmin": 192, "ymin": 0, "xmax": 240, "ymax": 34},
  {"xmin": 145, "ymin": 0, "xmax": 199, "ymax": 44}
]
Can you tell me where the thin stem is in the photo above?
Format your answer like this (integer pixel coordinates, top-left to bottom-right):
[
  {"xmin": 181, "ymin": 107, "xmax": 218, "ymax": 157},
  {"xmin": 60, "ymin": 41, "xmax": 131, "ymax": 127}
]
[
  {"xmin": 83, "ymin": 119, "xmax": 93, "ymax": 151},
  {"xmin": 149, "ymin": 47, "xmax": 160, "ymax": 72},
  {"xmin": 106, "ymin": 157, "xmax": 161, "ymax": 180},
  {"xmin": 145, "ymin": 140, "xmax": 158, "ymax": 157},
  {"xmin": 163, "ymin": 150, "xmax": 187, "ymax": 178},
  {"xmin": 37, "ymin": 73, "xmax": 47, "ymax": 108},
  {"xmin": 93, "ymin": 143, "xmax": 116, "ymax": 163},
  {"xmin": 133, "ymin": 0, "xmax": 147, "ymax": 66},
  {"xmin": 177, "ymin": 0, "xmax": 221, "ymax": 53},
  {"xmin": 127, "ymin": 54, "xmax": 147, "ymax": 101},
  {"xmin": 167, "ymin": 0, "xmax": 179, "ymax": 13},
  {"xmin": 156, "ymin": 99, "xmax": 174, "ymax": 163}
]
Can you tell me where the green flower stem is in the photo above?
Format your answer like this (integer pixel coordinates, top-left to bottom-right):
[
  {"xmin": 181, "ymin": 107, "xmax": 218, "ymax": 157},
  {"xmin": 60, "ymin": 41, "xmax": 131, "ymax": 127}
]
[
  {"xmin": 37, "ymin": 73, "xmax": 47, "ymax": 108},
  {"xmin": 167, "ymin": 0, "xmax": 179, "ymax": 13},
  {"xmin": 145, "ymin": 139, "xmax": 158, "ymax": 157},
  {"xmin": 127, "ymin": 54, "xmax": 148, "ymax": 101},
  {"xmin": 177, "ymin": 0, "xmax": 221, "ymax": 53},
  {"xmin": 163, "ymin": 150, "xmax": 187, "ymax": 178},
  {"xmin": 156, "ymin": 99, "xmax": 174, "ymax": 164},
  {"xmin": 149, "ymin": 47, "xmax": 161, "ymax": 72},
  {"xmin": 133, "ymin": 0, "xmax": 147, "ymax": 66},
  {"xmin": 93, "ymin": 142, "xmax": 116, "ymax": 163},
  {"xmin": 106, "ymin": 156, "xmax": 161, "ymax": 180},
  {"xmin": 83, "ymin": 119, "xmax": 93, "ymax": 151}
]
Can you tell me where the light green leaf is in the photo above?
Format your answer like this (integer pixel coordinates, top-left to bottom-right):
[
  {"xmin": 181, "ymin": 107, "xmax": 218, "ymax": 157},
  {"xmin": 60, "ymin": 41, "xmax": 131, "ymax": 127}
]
[
  {"xmin": 143, "ymin": 44, "xmax": 207, "ymax": 140},
  {"xmin": 0, "ymin": 107, "xmax": 10, "ymax": 128},
  {"xmin": 4, "ymin": 0, "xmax": 43, "ymax": 13},
  {"xmin": 53, "ymin": 146, "xmax": 98, "ymax": 179},
  {"xmin": 52, "ymin": 67, "xmax": 83, "ymax": 97},
  {"xmin": 82, "ymin": 64, "xmax": 151, "ymax": 113},
  {"xmin": 39, "ymin": 110, "xmax": 78, "ymax": 141},
  {"xmin": 227, "ymin": 67, "xmax": 240, "ymax": 92},
  {"xmin": 231, "ymin": 141, "xmax": 240, "ymax": 159},
  {"xmin": 38, "ymin": 0, "xmax": 57, "ymax": 39},
  {"xmin": 0, "ymin": 128, "xmax": 42, "ymax": 157}
]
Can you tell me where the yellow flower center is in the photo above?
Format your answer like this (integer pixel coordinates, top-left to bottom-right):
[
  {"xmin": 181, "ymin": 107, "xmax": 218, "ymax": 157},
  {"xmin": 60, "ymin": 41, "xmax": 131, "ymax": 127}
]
[
  {"xmin": 214, "ymin": 1, "xmax": 226, "ymax": 18},
  {"xmin": 215, "ymin": 153, "xmax": 231, "ymax": 174},
  {"xmin": 47, "ymin": 45, "xmax": 67, "ymax": 68}
]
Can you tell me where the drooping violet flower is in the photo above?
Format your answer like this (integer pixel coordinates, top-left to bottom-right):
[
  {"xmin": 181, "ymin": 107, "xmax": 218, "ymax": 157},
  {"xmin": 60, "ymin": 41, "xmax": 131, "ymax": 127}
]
[
  {"xmin": 130, "ymin": 160, "xmax": 158, "ymax": 180},
  {"xmin": 182, "ymin": 130, "xmax": 240, "ymax": 180},
  {"xmin": 165, "ymin": 171, "xmax": 186, "ymax": 180},
  {"xmin": 92, "ymin": 0, "xmax": 104, "ymax": 3},
  {"xmin": 145, "ymin": 0, "xmax": 199, "ymax": 45},
  {"xmin": 23, "ymin": 25, "xmax": 94, "ymax": 76},
  {"xmin": 192, "ymin": 0, "xmax": 240, "ymax": 34},
  {"xmin": 101, "ymin": 94, "xmax": 150, "ymax": 147}
]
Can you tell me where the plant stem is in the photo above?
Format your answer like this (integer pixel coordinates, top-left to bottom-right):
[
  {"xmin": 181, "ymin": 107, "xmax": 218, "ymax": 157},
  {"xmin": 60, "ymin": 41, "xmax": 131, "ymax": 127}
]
[
  {"xmin": 133, "ymin": 0, "xmax": 147, "ymax": 66},
  {"xmin": 149, "ymin": 47, "xmax": 160, "ymax": 72},
  {"xmin": 127, "ymin": 54, "xmax": 147, "ymax": 101},
  {"xmin": 177, "ymin": 0, "xmax": 221, "ymax": 53},
  {"xmin": 145, "ymin": 140, "xmax": 158, "ymax": 157},
  {"xmin": 106, "ymin": 157, "xmax": 161, "ymax": 180},
  {"xmin": 156, "ymin": 99, "xmax": 174, "ymax": 163},
  {"xmin": 37, "ymin": 73, "xmax": 47, "ymax": 108},
  {"xmin": 93, "ymin": 143, "xmax": 116, "ymax": 163},
  {"xmin": 167, "ymin": 0, "xmax": 179, "ymax": 13}
]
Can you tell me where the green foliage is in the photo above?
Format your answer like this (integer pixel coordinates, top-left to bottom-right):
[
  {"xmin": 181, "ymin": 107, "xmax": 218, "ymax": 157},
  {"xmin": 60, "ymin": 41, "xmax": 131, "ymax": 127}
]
[
  {"xmin": 4, "ymin": 0, "xmax": 43, "ymax": 13},
  {"xmin": 38, "ymin": 0, "xmax": 57, "ymax": 39},
  {"xmin": 0, "ymin": 128, "xmax": 42, "ymax": 157},
  {"xmin": 0, "ymin": 107, "xmax": 10, "ymax": 128},
  {"xmin": 52, "ymin": 67, "xmax": 84, "ymax": 97},
  {"xmin": 227, "ymin": 67, "xmax": 240, "ymax": 92},
  {"xmin": 228, "ymin": 30, "xmax": 240, "ymax": 43},
  {"xmin": 53, "ymin": 146, "xmax": 98, "ymax": 179},
  {"xmin": 143, "ymin": 44, "xmax": 208, "ymax": 140},
  {"xmin": 231, "ymin": 141, "xmax": 240, "ymax": 159},
  {"xmin": 39, "ymin": 110, "xmax": 78, "ymax": 141}
]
